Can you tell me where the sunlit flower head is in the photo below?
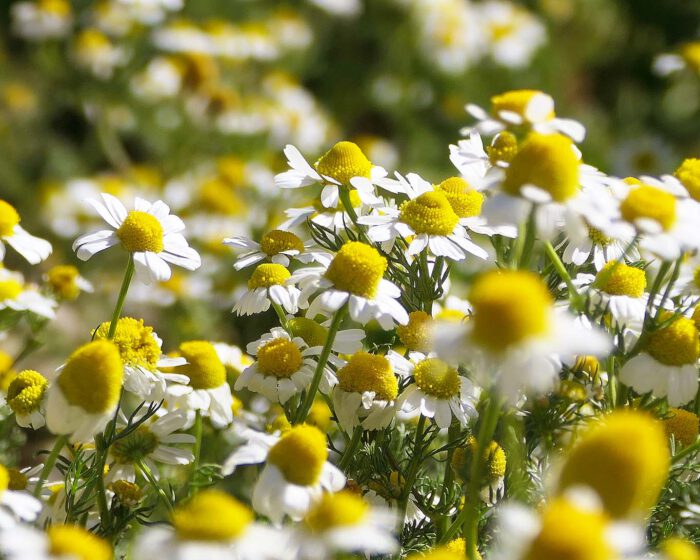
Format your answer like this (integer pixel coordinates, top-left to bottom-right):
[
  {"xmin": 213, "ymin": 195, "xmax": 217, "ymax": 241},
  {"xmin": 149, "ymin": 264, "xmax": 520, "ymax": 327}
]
[{"xmin": 0, "ymin": 199, "xmax": 52, "ymax": 265}]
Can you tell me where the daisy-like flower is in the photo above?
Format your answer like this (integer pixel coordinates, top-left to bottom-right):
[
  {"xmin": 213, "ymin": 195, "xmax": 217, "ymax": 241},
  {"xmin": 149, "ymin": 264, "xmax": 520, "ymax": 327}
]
[
  {"xmin": 279, "ymin": 189, "xmax": 374, "ymax": 232},
  {"xmin": 44, "ymin": 265, "xmax": 93, "ymax": 300},
  {"xmin": 274, "ymin": 141, "xmax": 384, "ymax": 209},
  {"xmin": 134, "ymin": 489, "xmax": 286, "ymax": 560},
  {"xmin": 452, "ymin": 436, "xmax": 507, "ymax": 504},
  {"xmin": 11, "ymin": 0, "xmax": 72, "ymax": 41},
  {"xmin": 653, "ymin": 41, "xmax": 700, "ymax": 77},
  {"xmin": 620, "ymin": 313, "xmax": 700, "ymax": 406},
  {"xmin": 45, "ymin": 340, "xmax": 124, "ymax": 442},
  {"xmin": 73, "ymin": 193, "xmax": 201, "ymax": 284},
  {"xmin": 167, "ymin": 340, "xmax": 233, "ymax": 428},
  {"xmin": 0, "ymin": 268, "xmax": 56, "ymax": 320},
  {"xmin": 294, "ymin": 241, "xmax": 408, "ymax": 329},
  {"xmin": 389, "ymin": 351, "xmax": 479, "ymax": 429},
  {"xmin": 233, "ymin": 263, "xmax": 302, "ymax": 316},
  {"xmin": 0, "ymin": 524, "xmax": 112, "ymax": 560},
  {"xmin": 332, "ymin": 351, "xmax": 399, "ymax": 434},
  {"xmin": 465, "ymin": 89, "xmax": 586, "ymax": 142},
  {"xmin": 72, "ymin": 28, "xmax": 127, "ymax": 80},
  {"xmin": 222, "ymin": 424, "xmax": 345, "ymax": 523},
  {"xmin": 0, "ymin": 464, "xmax": 42, "ymax": 528},
  {"xmin": 290, "ymin": 490, "xmax": 398, "ymax": 559},
  {"xmin": 223, "ymin": 229, "xmax": 332, "ymax": 270},
  {"xmin": 6, "ymin": 370, "xmax": 48, "ymax": 429},
  {"xmin": 287, "ymin": 315, "xmax": 365, "ymax": 355},
  {"xmin": 236, "ymin": 328, "xmax": 333, "ymax": 405},
  {"xmin": 0, "ymin": 199, "xmax": 52, "ymax": 264}
]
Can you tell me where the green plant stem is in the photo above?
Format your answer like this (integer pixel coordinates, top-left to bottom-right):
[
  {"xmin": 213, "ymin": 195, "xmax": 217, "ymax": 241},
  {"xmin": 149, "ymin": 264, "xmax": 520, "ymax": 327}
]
[
  {"xmin": 543, "ymin": 241, "xmax": 581, "ymax": 308},
  {"xmin": 96, "ymin": 111, "xmax": 131, "ymax": 173},
  {"xmin": 338, "ymin": 426, "xmax": 362, "ymax": 470},
  {"xmin": 294, "ymin": 305, "xmax": 346, "ymax": 423},
  {"xmin": 672, "ymin": 438, "xmax": 700, "ymax": 464},
  {"xmin": 108, "ymin": 256, "xmax": 135, "ymax": 339},
  {"xmin": 437, "ymin": 424, "xmax": 459, "ymax": 538},
  {"xmin": 95, "ymin": 435, "xmax": 111, "ymax": 530},
  {"xmin": 33, "ymin": 435, "xmax": 67, "ymax": 498},
  {"xmin": 138, "ymin": 459, "xmax": 174, "ymax": 514},
  {"xmin": 189, "ymin": 410, "xmax": 203, "ymax": 497},
  {"xmin": 271, "ymin": 302, "xmax": 289, "ymax": 331},
  {"xmin": 398, "ymin": 414, "xmax": 427, "ymax": 525}
]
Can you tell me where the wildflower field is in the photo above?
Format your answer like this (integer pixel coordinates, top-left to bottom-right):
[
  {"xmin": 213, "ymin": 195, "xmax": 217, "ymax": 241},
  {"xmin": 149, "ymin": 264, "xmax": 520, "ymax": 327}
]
[{"xmin": 1, "ymin": 0, "xmax": 700, "ymax": 559}]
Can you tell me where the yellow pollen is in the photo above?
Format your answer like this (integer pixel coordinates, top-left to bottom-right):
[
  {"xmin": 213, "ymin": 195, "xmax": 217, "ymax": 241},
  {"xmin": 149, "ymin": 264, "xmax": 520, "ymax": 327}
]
[
  {"xmin": 594, "ymin": 262, "xmax": 646, "ymax": 298},
  {"xmin": 0, "ymin": 279, "xmax": 23, "ymax": 301},
  {"xmin": 111, "ymin": 426, "xmax": 159, "ymax": 464},
  {"xmin": 396, "ymin": 310, "xmax": 435, "ymax": 352},
  {"xmin": 620, "ymin": 185, "xmax": 676, "ymax": 231},
  {"xmin": 325, "ymin": 242, "xmax": 387, "ymax": 298},
  {"xmin": 305, "ymin": 490, "xmax": 368, "ymax": 532},
  {"xmin": 8, "ymin": 468, "xmax": 27, "ymax": 490},
  {"xmin": 288, "ymin": 317, "xmax": 328, "ymax": 347},
  {"xmin": 172, "ymin": 490, "xmax": 253, "ymax": 541},
  {"xmin": 523, "ymin": 498, "xmax": 613, "ymax": 560},
  {"xmin": 47, "ymin": 525, "xmax": 112, "ymax": 560},
  {"xmin": 646, "ymin": 313, "xmax": 700, "ymax": 366},
  {"xmin": 487, "ymin": 131, "xmax": 519, "ymax": 165},
  {"xmin": 315, "ymin": 141, "xmax": 372, "ymax": 185},
  {"xmin": 58, "ymin": 341, "xmax": 123, "ymax": 413},
  {"xmin": 0, "ymin": 200, "xmax": 20, "ymax": 237},
  {"xmin": 587, "ymin": 226, "xmax": 612, "ymax": 246},
  {"xmin": 247, "ymin": 263, "xmax": 291, "ymax": 289},
  {"xmin": 307, "ymin": 399, "xmax": 333, "ymax": 432},
  {"xmin": 413, "ymin": 358, "xmax": 461, "ymax": 399},
  {"xmin": 680, "ymin": 41, "xmax": 700, "ymax": 73},
  {"xmin": 469, "ymin": 270, "xmax": 553, "ymax": 351},
  {"xmin": 0, "ymin": 465, "xmax": 8, "ymax": 494},
  {"xmin": 6, "ymin": 370, "xmax": 47, "ymax": 416},
  {"xmin": 664, "ymin": 408, "xmax": 699, "ymax": 447},
  {"xmin": 111, "ymin": 480, "xmax": 142, "ymax": 506},
  {"xmin": 257, "ymin": 338, "xmax": 303, "ymax": 378},
  {"xmin": 661, "ymin": 537, "xmax": 700, "ymax": 560},
  {"xmin": 337, "ymin": 351, "xmax": 398, "ymax": 401},
  {"xmin": 491, "ymin": 89, "xmax": 554, "ymax": 120},
  {"xmin": 116, "ymin": 211, "xmax": 164, "ymax": 253},
  {"xmin": 503, "ymin": 133, "xmax": 580, "ymax": 202},
  {"xmin": 436, "ymin": 177, "xmax": 484, "ymax": 218},
  {"xmin": 46, "ymin": 265, "xmax": 82, "ymax": 300},
  {"xmin": 675, "ymin": 158, "xmax": 700, "ymax": 201},
  {"xmin": 452, "ymin": 436, "xmax": 506, "ymax": 482},
  {"xmin": 400, "ymin": 191, "xmax": 459, "ymax": 235},
  {"xmin": 260, "ymin": 230, "xmax": 305, "ymax": 256},
  {"xmin": 93, "ymin": 317, "xmax": 161, "ymax": 371},
  {"xmin": 573, "ymin": 355, "xmax": 601, "ymax": 380},
  {"xmin": 558, "ymin": 410, "xmax": 670, "ymax": 518},
  {"xmin": 267, "ymin": 424, "xmax": 328, "ymax": 486},
  {"xmin": 177, "ymin": 341, "xmax": 226, "ymax": 390},
  {"xmin": 445, "ymin": 538, "xmax": 467, "ymax": 556}
]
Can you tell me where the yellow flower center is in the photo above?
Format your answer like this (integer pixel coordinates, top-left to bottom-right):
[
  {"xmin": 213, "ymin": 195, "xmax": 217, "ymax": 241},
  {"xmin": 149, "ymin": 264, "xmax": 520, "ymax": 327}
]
[
  {"xmin": 337, "ymin": 351, "xmax": 398, "ymax": 401},
  {"xmin": 407, "ymin": 545, "xmax": 475, "ymax": 560},
  {"xmin": 664, "ymin": 408, "xmax": 699, "ymax": 447},
  {"xmin": 594, "ymin": 262, "xmax": 646, "ymax": 298},
  {"xmin": 46, "ymin": 265, "xmax": 81, "ymax": 300},
  {"xmin": 111, "ymin": 426, "xmax": 159, "ymax": 464},
  {"xmin": 491, "ymin": 89, "xmax": 551, "ymax": 118},
  {"xmin": 93, "ymin": 317, "xmax": 161, "ymax": 371},
  {"xmin": 646, "ymin": 314, "xmax": 700, "ymax": 366},
  {"xmin": 436, "ymin": 177, "xmax": 484, "ymax": 218},
  {"xmin": 116, "ymin": 211, "xmax": 164, "ymax": 253},
  {"xmin": 267, "ymin": 424, "xmax": 328, "ymax": 486},
  {"xmin": 257, "ymin": 338, "xmax": 303, "ymax": 379},
  {"xmin": 76, "ymin": 28, "xmax": 111, "ymax": 52},
  {"xmin": 47, "ymin": 525, "xmax": 112, "ymax": 560},
  {"xmin": 6, "ymin": 370, "xmax": 47, "ymax": 416},
  {"xmin": 470, "ymin": 270, "xmax": 553, "ymax": 351},
  {"xmin": 0, "ymin": 279, "xmax": 23, "ymax": 301},
  {"xmin": 396, "ymin": 310, "xmax": 435, "ymax": 353},
  {"xmin": 0, "ymin": 464, "xmax": 7, "ymax": 495},
  {"xmin": 260, "ymin": 230, "xmax": 305, "ymax": 256},
  {"xmin": 177, "ymin": 341, "xmax": 226, "ymax": 390},
  {"xmin": 587, "ymin": 226, "xmax": 612, "ymax": 246},
  {"xmin": 288, "ymin": 317, "xmax": 328, "ymax": 347},
  {"xmin": 413, "ymin": 358, "xmax": 461, "ymax": 399},
  {"xmin": 0, "ymin": 200, "xmax": 20, "ymax": 237},
  {"xmin": 307, "ymin": 400, "xmax": 333, "ymax": 432},
  {"xmin": 620, "ymin": 185, "xmax": 676, "ymax": 231},
  {"xmin": 503, "ymin": 133, "xmax": 580, "ymax": 202},
  {"xmin": 325, "ymin": 241, "xmax": 387, "ymax": 298},
  {"xmin": 8, "ymin": 468, "xmax": 27, "ymax": 490},
  {"xmin": 199, "ymin": 178, "xmax": 246, "ymax": 216},
  {"xmin": 674, "ymin": 158, "xmax": 700, "ymax": 201},
  {"xmin": 58, "ymin": 341, "xmax": 123, "ymax": 413},
  {"xmin": 247, "ymin": 263, "xmax": 291, "ymax": 289},
  {"xmin": 680, "ymin": 41, "xmax": 700, "ymax": 73},
  {"xmin": 661, "ymin": 537, "xmax": 700, "ymax": 560},
  {"xmin": 304, "ymin": 490, "xmax": 368, "ymax": 532},
  {"xmin": 400, "ymin": 191, "xmax": 459, "ymax": 236},
  {"xmin": 573, "ymin": 355, "xmax": 601, "ymax": 380},
  {"xmin": 267, "ymin": 413, "xmax": 292, "ymax": 434},
  {"xmin": 452, "ymin": 436, "xmax": 506, "ymax": 481},
  {"xmin": 0, "ymin": 351, "xmax": 16, "ymax": 393},
  {"xmin": 172, "ymin": 490, "xmax": 253, "ymax": 541},
  {"xmin": 111, "ymin": 480, "xmax": 142, "ymax": 506},
  {"xmin": 445, "ymin": 538, "xmax": 467, "ymax": 556},
  {"xmin": 487, "ymin": 131, "xmax": 519, "ymax": 165},
  {"xmin": 523, "ymin": 498, "xmax": 613, "ymax": 560},
  {"xmin": 315, "ymin": 141, "xmax": 372, "ymax": 185},
  {"xmin": 558, "ymin": 410, "xmax": 670, "ymax": 518}
]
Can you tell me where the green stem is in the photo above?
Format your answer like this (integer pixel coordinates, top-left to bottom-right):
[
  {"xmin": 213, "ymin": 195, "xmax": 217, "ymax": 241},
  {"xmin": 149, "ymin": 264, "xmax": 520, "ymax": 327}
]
[
  {"xmin": 672, "ymin": 438, "xmax": 700, "ymax": 464},
  {"xmin": 517, "ymin": 206, "xmax": 537, "ymax": 269},
  {"xmin": 33, "ymin": 435, "xmax": 67, "ymax": 498},
  {"xmin": 138, "ymin": 459, "xmax": 174, "ymax": 514},
  {"xmin": 398, "ymin": 414, "xmax": 427, "ymax": 525},
  {"xmin": 294, "ymin": 306, "xmax": 346, "ymax": 423},
  {"xmin": 437, "ymin": 424, "xmax": 459, "ymax": 539},
  {"xmin": 271, "ymin": 302, "xmax": 289, "ymax": 331},
  {"xmin": 543, "ymin": 241, "xmax": 581, "ymax": 308},
  {"xmin": 189, "ymin": 410, "xmax": 203, "ymax": 497},
  {"xmin": 95, "ymin": 436, "xmax": 111, "ymax": 529},
  {"xmin": 96, "ymin": 111, "xmax": 131, "ymax": 173},
  {"xmin": 108, "ymin": 256, "xmax": 135, "ymax": 339},
  {"xmin": 338, "ymin": 426, "xmax": 362, "ymax": 470}
]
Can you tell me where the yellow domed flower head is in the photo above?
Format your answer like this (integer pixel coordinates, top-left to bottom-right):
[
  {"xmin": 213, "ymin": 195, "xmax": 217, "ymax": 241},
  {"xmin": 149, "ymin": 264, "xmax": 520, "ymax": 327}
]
[
  {"xmin": 256, "ymin": 337, "xmax": 303, "ymax": 379},
  {"xmin": 491, "ymin": 89, "xmax": 554, "ymax": 121},
  {"xmin": 116, "ymin": 210, "xmax": 164, "ymax": 253},
  {"xmin": 660, "ymin": 537, "xmax": 700, "ymax": 560},
  {"xmin": 0, "ymin": 200, "xmax": 20, "ymax": 237},
  {"xmin": 93, "ymin": 317, "xmax": 161, "ymax": 371},
  {"xmin": 397, "ymin": 310, "xmax": 435, "ymax": 353},
  {"xmin": 288, "ymin": 317, "xmax": 328, "ymax": 348},
  {"xmin": 469, "ymin": 270, "xmax": 553, "ymax": 351},
  {"xmin": 594, "ymin": 262, "xmax": 646, "ymax": 298},
  {"xmin": 304, "ymin": 490, "xmax": 369, "ymax": 533},
  {"xmin": 413, "ymin": 358, "xmax": 462, "ymax": 400},
  {"xmin": 680, "ymin": 41, "xmax": 700, "ymax": 73},
  {"xmin": 6, "ymin": 369, "xmax": 47, "ymax": 416},
  {"xmin": 267, "ymin": 424, "xmax": 328, "ymax": 486},
  {"xmin": 620, "ymin": 184, "xmax": 676, "ymax": 231},
  {"xmin": 572, "ymin": 355, "xmax": 601, "ymax": 381},
  {"xmin": 0, "ymin": 464, "xmax": 8, "ymax": 495},
  {"xmin": 558, "ymin": 410, "xmax": 670, "ymax": 518},
  {"xmin": 307, "ymin": 399, "xmax": 333, "ymax": 432},
  {"xmin": 172, "ymin": 489, "xmax": 253, "ymax": 542},
  {"xmin": 47, "ymin": 524, "xmax": 113, "ymax": 560},
  {"xmin": 247, "ymin": 263, "xmax": 291, "ymax": 289},
  {"xmin": 503, "ymin": 133, "xmax": 580, "ymax": 202},
  {"xmin": 110, "ymin": 480, "xmax": 142, "ymax": 507},
  {"xmin": 436, "ymin": 177, "xmax": 485, "ymax": 218},
  {"xmin": 267, "ymin": 412, "xmax": 292, "ymax": 434},
  {"xmin": 646, "ymin": 313, "xmax": 700, "ymax": 367},
  {"xmin": 337, "ymin": 352, "xmax": 398, "ymax": 401},
  {"xmin": 0, "ymin": 350, "xmax": 16, "ymax": 393},
  {"xmin": 400, "ymin": 191, "xmax": 459, "ymax": 236},
  {"xmin": 664, "ymin": 408, "xmax": 699, "ymax": 447},
  {"xmin": 58, "ymin": 340, "xmax": 123, "ymax": 413},
  {"xmin": 675, "ymin": 158, "xmax": 700, "ymax": 201},
  {"xmin": 260, "ymin": 230, "xmax": 305, "ymax": 257},
  {"xmin": 325, "ymin": 241, "xmax": 387, "ymax": 298},
  {"xmin": 452, "ymin": 435, "xmax": 506, "ymax": 482},
  {"xmin": 0, "ymin": 275, "xmax": 23, "ymax": 301},
  {"xmin": 487, "ymin": 131, "xmax": 519, "ymax": 165},
  {"xmin": 178, "ymin": 341, "xmax": 226, "ymax": 390},
  {"xmin": 315, "ymin": 141, "xmax": 372, "ymax": 185},
  {"xmin": 45, "ymin": 265, "xmax": 85, "ymax": 300}
]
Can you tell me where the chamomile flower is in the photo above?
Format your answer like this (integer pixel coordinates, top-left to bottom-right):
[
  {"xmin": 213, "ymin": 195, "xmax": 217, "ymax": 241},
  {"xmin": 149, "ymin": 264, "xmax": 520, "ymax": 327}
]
[
  {"xmin": 452, "ymin": 436, "xmax": 507, "ymax": 504},
  {"xmin": 223, "ymin": 229, "xmax": 332, "ymax": 270},
  {"xmin": 653, "ymin": 41, "xmax": 700, "ymax": 77},
  {"xmin": 44, "ymin": 265, "xmax": 93, "ymax": 300},
  {"xmin": 0, "ymin": 464, "xmax": 42, "ymax": 528},
  {"xmin": 236, "ymin": 328, "xmax": 332, "ymax": 405},
  {"xmin": 389, "ymin": 352, "xmax": 479, "ymax": 429},
  {"xmin": 46, "ymin": 340, "xmax": 124, "ymax": 442},
  {"xmin": 233, "ymin": 263, "xmax": 302, "ymax": 316},
  {"xmin": 663, "ymin": 408, "xmax": 699, "ymax": 447},
  {"xmin": 73, "ymin": 193, "xmax": 201, "ymax": 284},
  {"xmin": 72, "ymin": 28, "xmax": 127, "ymax": 80},
  {"xmin": 6, "ymin": 370, "xmax": 48, "ymax": 429},
  {"xmin": 0, "ymin": 200, "xmax": 52, "ymax": 264},
  {"xmin": 295, "ymin": 241, "xmax": 408, "ymax": 329},
  {"xmin": 280, "ymin": 190, "xmax": 373, "ymax": 232},
  {"xmin": 0, "ymin": 524, "xmax": 112, "ymax": 560},
  {"xmin": 287, "ymin": 316, "xmax": 365, "ymax": 355},
  {"xmin": 0, "ymin": 268, "xmax": 56, "ymax": 319},
  {"xmin": 91, "ymin": 317, "xmax": 188, "ymax": 402},
  {"xmin": 222, "ymin": 424, "xmax": 345, "ymax": 523},
  {"xmin": 11, "ymin": 0, "xmax": 72, "ymax": 41}
]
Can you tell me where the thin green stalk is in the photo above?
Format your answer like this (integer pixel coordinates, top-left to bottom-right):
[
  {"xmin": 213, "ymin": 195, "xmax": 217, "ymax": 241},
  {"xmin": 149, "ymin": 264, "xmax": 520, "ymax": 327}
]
[
  {"xmin": 96, "ymin": 111, "xmax": 131, "ymax": 173},
  {"xmin": 95, "ymin": 436, "xmax": 111, "ymax": 529},
  {"xmin": 33, "ymin": 435, "xmax": 67, "ymax": 498},
  {"xmin": 338, "ymin": 426, "xmax": 362, "ymax": 470},
  {"xmin": 672, "ymin": 438, "xmax": 700, "ymax": 464},
  {"xmin": 271, "ymin": 302, "xmax": 289, "ymax": 331},
  {"xmin": 543, "ymin": 241, "xmax": 581, "ymax": 308},
  {"xmin": 190, "ymin": 410, "xmax": 203, "ymax": 496},
  {"xmin": 138, "ymin": 459, "xmax": 174, "ymax": 514},
  {"xmin": 517, "ymin": 206, "xmax": 537, "ymax": 269},
  {"xmin": 437, "ymin": 424, "xmax": 459, "ymax": 539},
  {"xmin": 398, "ymin": 414, "xmax": 427, "ymax": 525},
  {"xmin": 108, "ymin": 256, "xmax": 135, "ymax": 339}
]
